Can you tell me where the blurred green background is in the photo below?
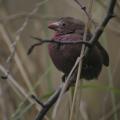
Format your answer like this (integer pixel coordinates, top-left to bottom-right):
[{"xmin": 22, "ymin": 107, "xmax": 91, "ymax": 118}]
[{"xmin": 0, "ymin": 0, "xmax": 120, "ymax": 120}]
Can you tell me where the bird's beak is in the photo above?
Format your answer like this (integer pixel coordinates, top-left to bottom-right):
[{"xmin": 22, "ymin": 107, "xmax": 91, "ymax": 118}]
[{"xmin": 48, "ymin": 22, "xmax": 60, "ymax": 30}]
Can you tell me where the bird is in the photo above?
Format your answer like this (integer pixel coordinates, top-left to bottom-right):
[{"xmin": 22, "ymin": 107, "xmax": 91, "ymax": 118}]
[{"xmin": 48, "ymin": 17, "xmax": 109, "ymax": 81}]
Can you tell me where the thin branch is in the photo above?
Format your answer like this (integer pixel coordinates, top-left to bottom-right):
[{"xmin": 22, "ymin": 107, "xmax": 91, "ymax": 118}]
[
  {"xmin": 34, "ymin": 84, "xmax": 62, "ymax": 120},
  {"xmin": 87, "ymin": 0, "xmax": 116, "ymax": 46},
  {"xmin": 16, "ymin": 0, "xmax": 49, "ymax": 35},
  {"xmin": 69, "ymin": 0, "xmax": 93, "ymax": 119},
  {"xmin": 0, "ymin": 65, "xmax": 40, "ymax": 110},
  {"xmin": 31, "ymin": 95, "xmax": 45, "ymax": 108},
  {"xmin": 35, "ymin": 57, "xmax": 82, "ymax": 120},
  {"xmin": 1, "ymin": 42, "xmax": 16, "ymax": 79},
  {"xmin": 0, "ymin": 64, "xmax": 50, "ymax": 120},
  {"xmin": 1, "ymin": 0, "xmax": 49, "ymax": 79},
  {"xmin": 0, "ymin": 12, "xmax": 60, "ymax": 24},
  {"xmin": 27, "ymin": 36, "xmax": 91, "ymax": 55},
  {"xmin": 52, "ymin": 57, "xmax": 82, "ymax": 119},
  {"xmin": 0, "ymin": 24, "xmax": 37, "ymax": 95},
  {"xmin": 74, "ymin": 0, "xmax": 97, "ymax": 27}
]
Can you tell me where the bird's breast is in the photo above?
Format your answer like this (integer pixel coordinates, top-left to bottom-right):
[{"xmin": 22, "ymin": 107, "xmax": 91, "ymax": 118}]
[{"xmin": 48, "ymin": 34, "xmax": 82, "ymax": 73}]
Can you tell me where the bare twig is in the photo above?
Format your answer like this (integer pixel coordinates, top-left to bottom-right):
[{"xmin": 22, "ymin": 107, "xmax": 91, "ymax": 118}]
[
  {"xmin": 1, "ymin": 0, "xmax": 49, "ymax": 79},
  {"xmin": 34, "ymin": 85, "xmax": 62, "ymax": 120},
  {"xmin": 31, "ymin": 95, "xmax": 45, "ymax": 108},
  {"xmin": 0, "ymin": 65, "xmax": 40, "ymax": 110},
  {"xmin": 0, "ymin": 12, "xmax": 58, "ymax": 24},
  {"xmin": 74, "ymin": 0, "xmax": 97, "ymax": 27},
  {"xmin": 1, "ymin": 41, "xmax": 16, "ymax": 79},
  {"xmin": 28, "ymin": 36, "xmax": 91, "ymax": 55},
  {"xmin": 52, "ymin": 57, "xmax": 82, "ymax": 119},
  {"xmin": 35, "ymin": 56, "xmax": 83, "ymax": 120},
  {"xmin": 84, "ymin": 0, "xmax": 116, "ymax": 57},
  {"xmin": 69, "ymin": 0, "xmax": 93, "ymax": 119},
  {"xmin": 0, "ymin": 24, "xmax": 37, "ymax": 95}
]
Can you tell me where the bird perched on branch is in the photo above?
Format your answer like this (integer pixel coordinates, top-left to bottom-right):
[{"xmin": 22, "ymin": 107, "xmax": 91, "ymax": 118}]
[{"xmin": 48, "ymin": 17, "xmax": 109, "ymax": 81}]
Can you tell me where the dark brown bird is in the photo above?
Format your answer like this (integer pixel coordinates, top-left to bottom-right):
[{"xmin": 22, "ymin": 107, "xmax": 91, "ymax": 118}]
[{"xmin": 48, "ymin": 17, "xmax": 109, "ymax": 81}]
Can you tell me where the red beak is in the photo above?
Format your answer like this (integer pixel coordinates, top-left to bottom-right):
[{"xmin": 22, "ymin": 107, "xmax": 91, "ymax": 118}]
[{"xmin": 48, "ymin": 22, "xmax": 60, "ymax": 30}]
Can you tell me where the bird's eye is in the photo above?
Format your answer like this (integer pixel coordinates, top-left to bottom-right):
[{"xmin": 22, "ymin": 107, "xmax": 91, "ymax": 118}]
[{"xmin": 61, "ymin": 22, "xmax": 66, "ymax": 27}]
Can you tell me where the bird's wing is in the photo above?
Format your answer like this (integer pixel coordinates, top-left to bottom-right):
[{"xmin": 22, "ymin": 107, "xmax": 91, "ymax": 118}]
[{"xmin": 96, "ymin": 41, "xmax": 109, "ymax": 66}]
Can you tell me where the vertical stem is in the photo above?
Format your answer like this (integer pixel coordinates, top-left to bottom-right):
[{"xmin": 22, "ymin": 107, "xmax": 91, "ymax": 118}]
[{"xmin": 69, "ymin": 0, "xmax": 94, "ymax": 120}]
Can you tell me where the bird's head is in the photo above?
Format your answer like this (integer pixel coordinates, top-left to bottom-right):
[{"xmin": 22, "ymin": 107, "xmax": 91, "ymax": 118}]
[{"xmin": 48, "ymin": 17, "xmax": 84, "ymax": 35}]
